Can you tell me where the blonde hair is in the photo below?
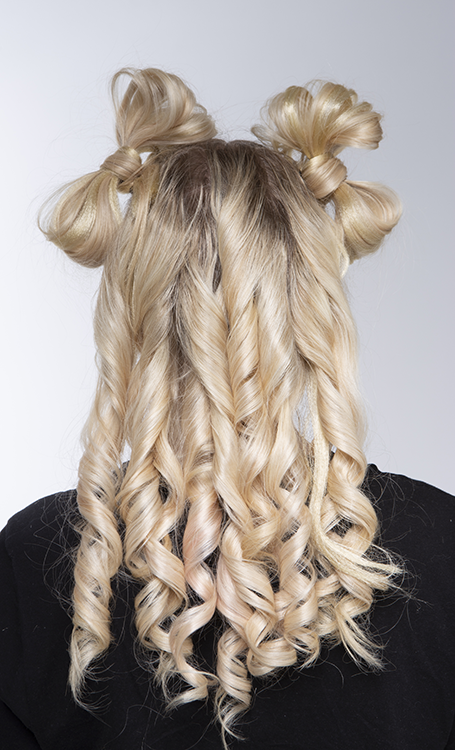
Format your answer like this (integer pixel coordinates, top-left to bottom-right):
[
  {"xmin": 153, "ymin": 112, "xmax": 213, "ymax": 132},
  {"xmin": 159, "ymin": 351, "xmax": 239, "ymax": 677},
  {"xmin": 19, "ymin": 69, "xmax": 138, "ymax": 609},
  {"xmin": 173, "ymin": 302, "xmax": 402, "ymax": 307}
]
[{"xmin": 41, "ymin": 68, "xmax": 402, "ymax": 746}]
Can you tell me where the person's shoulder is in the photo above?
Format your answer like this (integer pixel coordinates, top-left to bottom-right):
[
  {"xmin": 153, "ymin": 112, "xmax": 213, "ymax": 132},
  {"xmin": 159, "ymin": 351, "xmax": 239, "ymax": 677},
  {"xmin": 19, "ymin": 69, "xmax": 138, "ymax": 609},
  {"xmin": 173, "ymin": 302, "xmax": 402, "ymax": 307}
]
[
  {"xmin": 1, "ymin": 488, "xmax": 80, "ymax": 565},
  {"xmin": 364, "ymin": 463, "xmax": 454, "ymax": 517},
  {"xmin": 364, "ymin": 464, "xmax": 455, "ymax": 563}
]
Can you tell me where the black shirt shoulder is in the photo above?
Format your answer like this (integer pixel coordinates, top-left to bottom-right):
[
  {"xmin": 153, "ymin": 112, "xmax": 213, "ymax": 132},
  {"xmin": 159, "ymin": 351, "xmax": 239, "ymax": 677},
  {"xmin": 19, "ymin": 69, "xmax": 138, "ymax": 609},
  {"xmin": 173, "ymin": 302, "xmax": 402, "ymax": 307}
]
[
  {"xmin": 3, "ymin": 488, "xmax": 80, "ymax": 556},
  {"xmin": 365, "ymin": 464, "xmax": 455, "ymax": 575}
]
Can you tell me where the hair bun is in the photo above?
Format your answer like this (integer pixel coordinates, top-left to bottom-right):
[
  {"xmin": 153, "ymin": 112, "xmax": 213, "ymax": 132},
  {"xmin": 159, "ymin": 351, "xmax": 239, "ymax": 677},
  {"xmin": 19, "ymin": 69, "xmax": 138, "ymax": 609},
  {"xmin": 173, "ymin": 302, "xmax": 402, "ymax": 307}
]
[
  {"xmin": 40, "ymin": 68, "xmax": 216, "ymax": 268},
  {"xmin": 254, "ymin": 81, "xmax": 401, "ymax": 261},
  {"xmin": 253, "ymin": 82, "xmax": 383, "ymax": 200}
]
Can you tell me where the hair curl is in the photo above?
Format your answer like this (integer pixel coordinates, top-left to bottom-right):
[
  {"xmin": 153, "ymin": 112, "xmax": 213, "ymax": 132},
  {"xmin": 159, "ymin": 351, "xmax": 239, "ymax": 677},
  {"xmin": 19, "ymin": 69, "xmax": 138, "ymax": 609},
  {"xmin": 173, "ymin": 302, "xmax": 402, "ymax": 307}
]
[{"xmin": 41, "ymin": 68, "xmax": 402, "ymax": 747}]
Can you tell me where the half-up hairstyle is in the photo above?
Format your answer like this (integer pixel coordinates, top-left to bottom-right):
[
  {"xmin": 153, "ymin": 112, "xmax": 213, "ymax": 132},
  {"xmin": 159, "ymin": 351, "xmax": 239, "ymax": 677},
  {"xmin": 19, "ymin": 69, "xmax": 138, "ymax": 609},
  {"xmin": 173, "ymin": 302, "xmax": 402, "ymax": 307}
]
[{"xmin": 41, "ymin": 69, "xmax": 402, "ymax": 747}]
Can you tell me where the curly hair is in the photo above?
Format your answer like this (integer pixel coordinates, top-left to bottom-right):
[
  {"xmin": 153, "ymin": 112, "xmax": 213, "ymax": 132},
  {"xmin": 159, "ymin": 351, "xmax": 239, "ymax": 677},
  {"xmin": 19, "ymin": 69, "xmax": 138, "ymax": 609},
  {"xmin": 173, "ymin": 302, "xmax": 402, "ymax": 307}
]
[{"xmin": 41, "ymin": 68, "xmax": 402, "ymax": 747}]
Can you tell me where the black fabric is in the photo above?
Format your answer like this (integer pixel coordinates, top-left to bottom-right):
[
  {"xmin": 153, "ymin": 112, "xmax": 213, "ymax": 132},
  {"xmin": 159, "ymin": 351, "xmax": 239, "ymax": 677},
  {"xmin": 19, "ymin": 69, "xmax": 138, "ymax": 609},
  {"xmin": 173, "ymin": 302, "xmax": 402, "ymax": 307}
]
[{"xmin": 1, "ymin": 465, "xmax": 454, "ymax": 749}]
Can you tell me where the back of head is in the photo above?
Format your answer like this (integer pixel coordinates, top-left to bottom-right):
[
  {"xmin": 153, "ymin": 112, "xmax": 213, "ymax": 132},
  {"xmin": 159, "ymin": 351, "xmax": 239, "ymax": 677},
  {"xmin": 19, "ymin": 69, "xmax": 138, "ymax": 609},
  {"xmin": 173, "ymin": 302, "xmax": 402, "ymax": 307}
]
[{"xmin": 41, "ymin": 68, "xmax": 402, "ymax": 747}]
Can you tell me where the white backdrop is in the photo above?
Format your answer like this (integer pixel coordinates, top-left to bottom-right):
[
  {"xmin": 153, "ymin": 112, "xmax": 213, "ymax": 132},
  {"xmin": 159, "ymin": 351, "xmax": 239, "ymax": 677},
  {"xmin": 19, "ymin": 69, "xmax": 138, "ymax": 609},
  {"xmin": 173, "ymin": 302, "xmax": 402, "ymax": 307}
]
[{"xmin": 1, "ymin": 0, "xmax": 454, "ymax": 527}]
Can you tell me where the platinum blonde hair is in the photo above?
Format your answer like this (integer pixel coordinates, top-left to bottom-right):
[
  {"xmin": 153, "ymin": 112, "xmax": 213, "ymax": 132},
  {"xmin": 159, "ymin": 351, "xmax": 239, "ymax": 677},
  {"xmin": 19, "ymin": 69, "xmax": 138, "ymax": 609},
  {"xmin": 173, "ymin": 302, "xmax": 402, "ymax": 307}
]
[{"xmin": 41, "ymin": 68, "xmax": 402, "ymax": 746}]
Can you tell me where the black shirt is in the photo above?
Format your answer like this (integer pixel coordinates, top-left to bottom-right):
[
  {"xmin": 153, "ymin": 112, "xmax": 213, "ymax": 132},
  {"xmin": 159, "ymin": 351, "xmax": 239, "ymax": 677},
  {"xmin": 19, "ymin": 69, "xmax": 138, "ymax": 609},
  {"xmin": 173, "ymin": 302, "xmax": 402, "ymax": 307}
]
[{"xmin": 1, "ymin": 465, "xmax": 454, "ymax": 749}]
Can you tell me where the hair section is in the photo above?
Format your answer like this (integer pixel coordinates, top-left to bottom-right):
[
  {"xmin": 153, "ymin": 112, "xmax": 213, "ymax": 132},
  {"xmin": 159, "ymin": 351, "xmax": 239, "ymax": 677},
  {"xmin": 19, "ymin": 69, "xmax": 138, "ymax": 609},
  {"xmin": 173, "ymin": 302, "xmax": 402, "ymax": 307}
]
[{"xmin": 41, "ymin": 69, "xmax": 402, "ymax": 748}]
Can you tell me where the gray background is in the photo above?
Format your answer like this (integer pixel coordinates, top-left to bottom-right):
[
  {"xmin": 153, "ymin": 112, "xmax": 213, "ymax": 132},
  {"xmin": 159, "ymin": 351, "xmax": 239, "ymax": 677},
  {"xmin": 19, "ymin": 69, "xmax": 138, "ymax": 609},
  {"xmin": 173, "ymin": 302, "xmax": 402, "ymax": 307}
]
[{"xmin": 1, "ymin": 0, "xmax": 453, "ymax": 527}]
